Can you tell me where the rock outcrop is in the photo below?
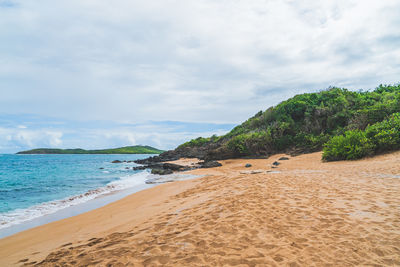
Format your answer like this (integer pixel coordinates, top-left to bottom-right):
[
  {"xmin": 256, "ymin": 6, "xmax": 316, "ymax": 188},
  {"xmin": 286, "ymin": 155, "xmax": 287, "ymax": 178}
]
[{"xmin": 199, "ymin": 160, "xmax": 222, "ymax": 168}]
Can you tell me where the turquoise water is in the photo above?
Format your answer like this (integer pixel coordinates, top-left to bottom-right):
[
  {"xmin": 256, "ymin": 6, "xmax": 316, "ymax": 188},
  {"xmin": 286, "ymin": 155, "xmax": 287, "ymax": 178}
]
[{"xmin": 0, "ymin": 154, "xmax": 152, "ymax": 229}]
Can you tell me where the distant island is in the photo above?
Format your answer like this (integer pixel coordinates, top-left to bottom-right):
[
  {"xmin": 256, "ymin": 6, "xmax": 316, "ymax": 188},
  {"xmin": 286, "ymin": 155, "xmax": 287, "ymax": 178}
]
[{"xmin": 17, "ymin": 146, "xmax": 164, "ymax": 154}]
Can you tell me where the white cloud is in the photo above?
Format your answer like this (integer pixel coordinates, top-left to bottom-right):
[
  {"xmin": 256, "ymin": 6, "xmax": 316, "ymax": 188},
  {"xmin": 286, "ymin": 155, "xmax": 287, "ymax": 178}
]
[
  {"xmin": 0, "ymin": 114, "xmax": 235, "ymax": 152},
  {"xmin": 0, "ymin": 0, "xmax": 399, "ymax": 126},
  {"xmin": 0, "ymin": 127, "xmax": 63, "ymax": 150}
]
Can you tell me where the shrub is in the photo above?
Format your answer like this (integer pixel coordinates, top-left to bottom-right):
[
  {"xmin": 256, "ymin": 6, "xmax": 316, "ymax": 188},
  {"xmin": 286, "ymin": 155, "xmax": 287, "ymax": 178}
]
[
  {"xmin": 322, "ymin": 130, "xmax": 374, "ymax": 161},
  {"xmin": 323, "ymin": 113, "xmax": 400, "ymax": 161},
  {"xmin": 177, "ymin": 83, "xmax": 400, "ymax": 160},
  {"xmin": 179, "ymin": 137, "xmax": 211, "ymax": 148},
  {"xmin": 365, "ymin": 113, "xmax": 400, "ymax": 152},
  {"xmin": 294, "ymin": 133, "xmax": 330, "ymax": 151},
  {"xmin": 226, "ymin": 134, "xmax": 249, "ymax": 155},
  {"xmin": 226, "ymin": 131, "xmax": 273, "ymax": 156}
]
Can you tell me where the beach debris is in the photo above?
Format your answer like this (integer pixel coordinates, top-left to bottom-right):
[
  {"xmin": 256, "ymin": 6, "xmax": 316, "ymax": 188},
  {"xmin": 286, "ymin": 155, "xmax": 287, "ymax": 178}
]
[
  {"xmin": 111, "ymin": 160, "xmax": 122, "ymax": 163},
  {"xmin": 272, "ymin": 161, "xmax": 281, "ymax": 166},
  {"xmin": 279, "ymin": 157, "xmax": 289, "ymax": 160},
  {"xmin": 199, "ymin": 160, "xmax": 222, "ymax": 168},
  {"xmin": 245, "ymin": 163, "xmax": 252, "ymax": 168}
]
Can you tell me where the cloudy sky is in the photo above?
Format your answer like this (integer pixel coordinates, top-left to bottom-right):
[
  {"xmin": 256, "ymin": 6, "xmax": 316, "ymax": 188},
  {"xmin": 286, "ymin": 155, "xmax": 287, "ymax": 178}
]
[{"xmin": 0, "ymin": 0, "xmax": 399, "ymax": 153}]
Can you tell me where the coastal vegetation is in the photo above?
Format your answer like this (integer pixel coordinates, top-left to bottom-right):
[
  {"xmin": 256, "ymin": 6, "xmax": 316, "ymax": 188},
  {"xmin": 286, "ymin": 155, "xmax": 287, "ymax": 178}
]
[
  {"xmin": 177, "ymin": 83, "xmax": 400, "ymax": 161},
  {"xmin": 17, "ymin": 146, "xmax": 164, "ymax": 154},
  {"xmin": 322, "ymin": 113, "xmax": 400, "ymax": 160}
]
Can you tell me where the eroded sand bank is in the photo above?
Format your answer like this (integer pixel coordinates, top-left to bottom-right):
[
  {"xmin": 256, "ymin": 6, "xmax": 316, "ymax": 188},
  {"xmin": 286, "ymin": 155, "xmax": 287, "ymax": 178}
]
[{"xmin": 1, "ymin": 151, "xmax": 400, "ymax": 266}]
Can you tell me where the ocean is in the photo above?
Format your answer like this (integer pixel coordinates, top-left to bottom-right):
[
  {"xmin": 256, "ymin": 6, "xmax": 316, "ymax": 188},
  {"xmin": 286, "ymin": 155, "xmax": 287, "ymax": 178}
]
[{"xmin": 0, "ymin": 154, "xmax": 155, "ymax": 236}]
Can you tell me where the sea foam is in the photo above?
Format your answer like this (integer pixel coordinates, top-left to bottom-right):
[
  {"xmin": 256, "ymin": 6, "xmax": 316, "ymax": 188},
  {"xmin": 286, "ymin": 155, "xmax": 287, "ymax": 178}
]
[{"xmin": 0, "ymin": 170, "xmax": 150, "ymax": 230}]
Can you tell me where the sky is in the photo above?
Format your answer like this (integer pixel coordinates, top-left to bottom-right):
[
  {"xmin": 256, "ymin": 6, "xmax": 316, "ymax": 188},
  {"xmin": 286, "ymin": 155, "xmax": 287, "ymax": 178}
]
[{"xmin": 0, "ymin": 0, "xmax": 399, "ymax": 153}]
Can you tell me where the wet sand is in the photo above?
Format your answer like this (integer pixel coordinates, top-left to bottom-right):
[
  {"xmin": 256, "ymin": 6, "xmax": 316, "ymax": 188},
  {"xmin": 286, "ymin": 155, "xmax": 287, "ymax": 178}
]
[{"xmin": 1, "ymin": 151, "xmax": 400, "ymax": 266}]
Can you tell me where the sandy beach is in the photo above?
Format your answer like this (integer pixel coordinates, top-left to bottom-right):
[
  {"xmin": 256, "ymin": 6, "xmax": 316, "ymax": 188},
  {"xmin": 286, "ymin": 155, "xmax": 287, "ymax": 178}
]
[{"xmin": 1, "ymin": 151, "xmax": 400, "ymax": 266}]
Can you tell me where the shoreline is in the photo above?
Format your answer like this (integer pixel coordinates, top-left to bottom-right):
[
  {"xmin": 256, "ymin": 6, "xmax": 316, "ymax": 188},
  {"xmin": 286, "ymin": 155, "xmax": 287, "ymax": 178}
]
[
  {"xmin": 0, "ymin": 173, "xmax": 205, "ymax": 266},
  {"xmin": 0, "ymin": 170, "xmax": 204, "ymax": 239},
  {"xmin": 0, "ymin": 153, "xmax": 160, "ymax": 236},
  {"xmin": 1, "ymin": 151, "xmax": 400, "ymax": 266},
  {"xmin": 0, "ymin": 182, "xmax": 154, "ymax": 239}
]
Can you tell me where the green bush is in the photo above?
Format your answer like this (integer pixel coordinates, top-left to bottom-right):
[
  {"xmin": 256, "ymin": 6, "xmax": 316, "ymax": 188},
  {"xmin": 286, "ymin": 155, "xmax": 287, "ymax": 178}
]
[
  {"xmin": 323, "ymin": 113, "xmax": 400, "ymax": 161},
  {"xmin": 226, "ymin": 84, "xmax": 399, "ymax": 154},
  {"xmin": 322, "ymin": 130, "xmax": 374, "ymax": 161},
  {"xmin": 226, "ymin": 131, "xmax": 273, "ymax": 156},
  {"xmin": 178, "ymin": 83, "xmax": 400, "ymax": 160},
  {"xmin": 365, "ymin": 113, "xmax": 400, "ymax": 152},
  {"xmin": 294, "ymin": 133, "xmax": 330, "ymax": 151},
  {"xmin": 226, "ymin": 134, "xmax": 246, "ymax": 155},
  {"xmin": 179, "ymin": 137, "xmax": 211, "ymax": 148}
]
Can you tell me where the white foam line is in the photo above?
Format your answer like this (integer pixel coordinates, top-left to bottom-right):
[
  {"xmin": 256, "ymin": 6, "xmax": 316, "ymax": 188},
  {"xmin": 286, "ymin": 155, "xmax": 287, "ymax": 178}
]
[{"xmin": 0, "ymin": 170, "xmax": 151, "ymax": 230}]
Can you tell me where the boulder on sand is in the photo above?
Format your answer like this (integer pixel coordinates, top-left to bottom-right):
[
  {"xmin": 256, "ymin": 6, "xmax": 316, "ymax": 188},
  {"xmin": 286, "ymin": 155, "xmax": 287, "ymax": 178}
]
[
  {"xmin": 200, "ymin": 160, "xmax": 222, "ymax": 168},
  {"xmin": 162, "ymin": 163, "xmax": 185, "ymax": 171}
]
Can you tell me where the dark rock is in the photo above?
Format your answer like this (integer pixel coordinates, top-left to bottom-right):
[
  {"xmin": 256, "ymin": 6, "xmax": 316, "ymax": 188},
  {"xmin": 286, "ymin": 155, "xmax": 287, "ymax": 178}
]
[
  {"xmin": 132, "ymin": 161, "xmax": 193, "ymax": 173},
  {"xmin": 272, "ymin": 161, "xmax": 280, "ymax": 166},
  {"xmin": 199, "ymin": 160, "xmax": 222, "ymax": 168},
  {"xmin": 245, "ymin": 163, "xmax": 252, "ymax": 168},
  {"xmin": 205, "ymin": 146, "xmax": 236, "ymax": 161},
  {"xmin": 279, "ymin": 157, "xmax": 289, "ymax": 160},
  {"xmin": 125, "ymin": 167, "xmax": 130, "ymax": 169},
  {"xmin": 151, "ymin": 168, "xmax": 173, "ymax": 175},
  {"xmin": 162, "ymin": 163, "xmax": 185, "ymax": 171},
  {"xmin": 99, "ymin": 167, "xmax": 104, "ymax": 169},
  {"xmin": 112, "ymin": 160, "xmax": 122, "ymax": 163},
  {"xmin": 147, "ymin": 163, "xmax": 170, "ymax": 169},
  {"xmin": 134, "ymin": 140, "xmax": 223, "ymax": 165},
  {"xmin": 132, "ymin": 166, "xmax": 147, "ymax": 171}
]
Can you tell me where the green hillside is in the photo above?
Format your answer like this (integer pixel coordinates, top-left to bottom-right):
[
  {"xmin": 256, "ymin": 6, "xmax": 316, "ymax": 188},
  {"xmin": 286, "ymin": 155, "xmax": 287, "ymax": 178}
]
[
  {"xmin": 178, "ymin": 83, "xmax": 400, "ymax": 161},
  {"xmin": 17, "ymin": 146, "xmax": 164, "ymax": 154}
]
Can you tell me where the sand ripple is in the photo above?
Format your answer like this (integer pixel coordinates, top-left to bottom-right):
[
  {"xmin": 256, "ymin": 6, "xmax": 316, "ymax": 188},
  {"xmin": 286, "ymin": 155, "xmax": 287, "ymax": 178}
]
[{"xmin": 5, "ymin": 152, "xmax": 400, "ymax": 266}]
